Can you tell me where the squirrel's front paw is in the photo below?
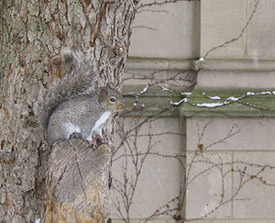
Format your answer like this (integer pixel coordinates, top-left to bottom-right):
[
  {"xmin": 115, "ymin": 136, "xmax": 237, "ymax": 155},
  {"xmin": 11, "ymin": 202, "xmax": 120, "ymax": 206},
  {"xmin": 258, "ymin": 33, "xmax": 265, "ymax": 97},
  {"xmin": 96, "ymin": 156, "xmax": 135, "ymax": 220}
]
[
  {"xmin": 89, "ymin": 135, "xmax": 108, "ymax": 148},
  {"xmin": 95, "ymin": 134, "xmax": 108, "ymax": 144},
  {"xmin": 89, "ymin": 138, "xmax": 98, "ymax": 148}
]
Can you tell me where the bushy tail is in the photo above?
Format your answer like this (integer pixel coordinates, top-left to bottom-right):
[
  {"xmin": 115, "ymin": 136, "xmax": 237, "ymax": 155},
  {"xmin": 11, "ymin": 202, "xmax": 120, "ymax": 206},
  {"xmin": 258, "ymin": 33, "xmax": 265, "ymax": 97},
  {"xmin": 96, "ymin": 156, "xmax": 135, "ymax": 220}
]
[{"xmin": 35, "ymin": 49, "xmax": 97, "ymax": 128}]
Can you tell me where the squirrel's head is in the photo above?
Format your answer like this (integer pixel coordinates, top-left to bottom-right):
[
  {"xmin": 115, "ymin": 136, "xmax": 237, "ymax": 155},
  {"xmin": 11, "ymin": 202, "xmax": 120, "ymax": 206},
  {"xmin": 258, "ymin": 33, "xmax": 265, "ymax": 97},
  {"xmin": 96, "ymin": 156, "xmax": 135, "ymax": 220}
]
[{"xmin": 98, "ymin": 87, "xmax": 125, "ymax": 112}]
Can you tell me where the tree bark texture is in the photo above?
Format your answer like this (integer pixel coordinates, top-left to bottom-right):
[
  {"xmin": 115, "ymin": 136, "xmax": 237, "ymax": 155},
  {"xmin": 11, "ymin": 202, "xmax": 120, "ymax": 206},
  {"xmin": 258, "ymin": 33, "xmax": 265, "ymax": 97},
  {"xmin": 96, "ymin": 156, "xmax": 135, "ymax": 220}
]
[
  {"xmin": 43, "ymin": 139, "xmax": 111, "ymax": 223},
  {"xmin": 0, "ymin": 1, "xmax": 136, "ymax": 222}
]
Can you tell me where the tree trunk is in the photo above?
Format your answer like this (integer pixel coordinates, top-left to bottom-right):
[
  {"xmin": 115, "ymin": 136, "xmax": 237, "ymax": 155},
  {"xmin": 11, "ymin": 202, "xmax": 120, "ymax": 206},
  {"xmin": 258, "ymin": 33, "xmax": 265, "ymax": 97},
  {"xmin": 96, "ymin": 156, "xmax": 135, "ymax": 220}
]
[
  {"xmin": 43, "ymin": 140, "xmax": 112, "ymax": 223},
  {"xmin": 0, "ymin": 1, "xmax": 137, "ymax": 222}
]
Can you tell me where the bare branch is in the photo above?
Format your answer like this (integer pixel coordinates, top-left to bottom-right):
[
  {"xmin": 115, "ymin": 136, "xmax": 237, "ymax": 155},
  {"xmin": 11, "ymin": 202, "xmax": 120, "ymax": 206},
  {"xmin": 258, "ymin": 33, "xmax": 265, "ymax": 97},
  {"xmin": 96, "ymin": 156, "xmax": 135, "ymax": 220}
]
[
  {"xmin": 203, "ymin": 0, "xmax": 260, "ymax": 59},
  {"xmin": 137, "ymin": 0, "xmax": 196, "ymax": 10}
]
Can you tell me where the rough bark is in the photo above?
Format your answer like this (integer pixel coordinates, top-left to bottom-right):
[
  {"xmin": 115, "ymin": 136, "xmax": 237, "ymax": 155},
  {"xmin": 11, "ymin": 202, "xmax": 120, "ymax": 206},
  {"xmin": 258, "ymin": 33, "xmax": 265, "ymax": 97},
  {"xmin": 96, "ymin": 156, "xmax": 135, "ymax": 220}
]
[
  {"xmin": 0, "ymin": 0, "xmax": 137, "ymax": 222},
  {"xmin": 43, "ymin": 139, "xmax": 111, "ymax": 223}
]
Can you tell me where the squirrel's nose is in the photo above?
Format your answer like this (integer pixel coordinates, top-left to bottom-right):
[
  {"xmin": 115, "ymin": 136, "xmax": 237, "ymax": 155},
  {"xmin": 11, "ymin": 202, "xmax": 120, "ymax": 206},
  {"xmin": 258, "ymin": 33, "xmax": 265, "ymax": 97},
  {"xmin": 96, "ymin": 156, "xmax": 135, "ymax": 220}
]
[{"xmin": 117, "ymin": 102, "xmax": 126, "ymax": 111}]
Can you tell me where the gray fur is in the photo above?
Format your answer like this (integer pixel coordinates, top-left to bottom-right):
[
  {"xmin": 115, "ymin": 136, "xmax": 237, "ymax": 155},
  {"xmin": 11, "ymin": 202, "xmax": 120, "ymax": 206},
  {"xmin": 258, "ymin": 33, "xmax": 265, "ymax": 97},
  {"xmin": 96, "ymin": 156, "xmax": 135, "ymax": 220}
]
[
  {"xmin": 47, "ymin": 88, "xmax": 124, "ymax": 145},
  {"xmin": 34, "ymin": 50, "xmax": 124, "ymax": 145},
  {"xmin": 35, "ymin": 50, "xmax": 98, "ymax": 129}
]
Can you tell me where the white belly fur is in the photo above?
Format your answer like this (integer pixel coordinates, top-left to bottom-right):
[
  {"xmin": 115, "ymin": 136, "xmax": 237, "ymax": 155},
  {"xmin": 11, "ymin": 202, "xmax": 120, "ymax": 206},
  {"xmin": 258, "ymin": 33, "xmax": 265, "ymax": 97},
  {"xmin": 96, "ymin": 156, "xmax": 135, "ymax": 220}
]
[
  {"xmin": 92, "ymin": 111, "xmax": 111, "ymax": 135},
  {"xmin": 63, "ymin": 122, "xmax": 81, "ymax": 138}
]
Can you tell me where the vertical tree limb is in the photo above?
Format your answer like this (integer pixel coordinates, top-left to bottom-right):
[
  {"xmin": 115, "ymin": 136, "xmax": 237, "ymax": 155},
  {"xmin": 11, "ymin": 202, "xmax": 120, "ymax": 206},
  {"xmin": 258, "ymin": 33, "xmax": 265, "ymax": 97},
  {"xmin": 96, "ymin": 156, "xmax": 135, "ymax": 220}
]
[{"xmin": 43, "ymin": 139, "xmax": 111, "ymax": 223}]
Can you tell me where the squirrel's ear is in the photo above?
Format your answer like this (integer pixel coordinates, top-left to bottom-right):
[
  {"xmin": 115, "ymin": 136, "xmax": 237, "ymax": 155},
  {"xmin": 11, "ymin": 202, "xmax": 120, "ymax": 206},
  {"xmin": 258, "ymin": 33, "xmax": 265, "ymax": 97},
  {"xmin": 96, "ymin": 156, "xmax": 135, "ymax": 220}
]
[
  {"xmin": 99, "ymin": 88, "xmax": 108, "ymax": 100},
  {"xmin": 51, "ymin": 55, "xmax": 63, "ymax": 67},
  {"xmin": 51, "ymin": 55, "xmax": 65, "ymax": 79}
]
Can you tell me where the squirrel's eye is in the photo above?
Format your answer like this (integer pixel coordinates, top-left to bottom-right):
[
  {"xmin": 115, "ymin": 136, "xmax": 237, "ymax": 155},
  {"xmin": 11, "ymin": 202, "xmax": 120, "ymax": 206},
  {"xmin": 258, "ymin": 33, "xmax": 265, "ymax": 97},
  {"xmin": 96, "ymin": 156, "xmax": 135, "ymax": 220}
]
[{"xmin": 109, "ymin": 97, "xmax": 116, "ymax": 103}]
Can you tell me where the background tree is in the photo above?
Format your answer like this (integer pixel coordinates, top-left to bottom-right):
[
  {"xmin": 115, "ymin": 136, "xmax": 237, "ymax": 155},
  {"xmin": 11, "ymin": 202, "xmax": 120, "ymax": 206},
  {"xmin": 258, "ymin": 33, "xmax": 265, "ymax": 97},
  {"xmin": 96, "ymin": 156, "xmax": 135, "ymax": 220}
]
[{"xmin": 0, "ymin": 1, "xmax": 137, "ymax": 222}]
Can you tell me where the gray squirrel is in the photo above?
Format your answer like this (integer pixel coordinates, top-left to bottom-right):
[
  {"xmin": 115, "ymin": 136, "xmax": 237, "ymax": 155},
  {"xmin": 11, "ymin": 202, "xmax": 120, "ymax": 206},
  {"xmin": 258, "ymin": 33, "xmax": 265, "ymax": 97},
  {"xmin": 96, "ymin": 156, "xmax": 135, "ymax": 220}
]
[{"xmin": 35, "ymin": 50, "xmax": 125, "ymax": 146}]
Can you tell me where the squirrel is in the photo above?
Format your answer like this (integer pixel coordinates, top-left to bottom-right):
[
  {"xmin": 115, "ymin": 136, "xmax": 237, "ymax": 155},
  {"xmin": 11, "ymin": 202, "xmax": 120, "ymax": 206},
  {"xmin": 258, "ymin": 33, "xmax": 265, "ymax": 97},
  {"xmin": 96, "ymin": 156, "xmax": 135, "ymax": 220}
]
[{"xmin": 35, "ymin": 49, "xmax": 125, "ymax": 146}]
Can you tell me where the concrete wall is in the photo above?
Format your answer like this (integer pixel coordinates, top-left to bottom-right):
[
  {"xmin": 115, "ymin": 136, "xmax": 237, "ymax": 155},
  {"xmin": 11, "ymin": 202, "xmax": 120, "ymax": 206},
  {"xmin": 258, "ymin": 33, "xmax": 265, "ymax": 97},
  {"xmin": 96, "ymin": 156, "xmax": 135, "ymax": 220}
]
[{"xmin": 112, "ymin": 0, "xmax": 275, "ymax": 222}]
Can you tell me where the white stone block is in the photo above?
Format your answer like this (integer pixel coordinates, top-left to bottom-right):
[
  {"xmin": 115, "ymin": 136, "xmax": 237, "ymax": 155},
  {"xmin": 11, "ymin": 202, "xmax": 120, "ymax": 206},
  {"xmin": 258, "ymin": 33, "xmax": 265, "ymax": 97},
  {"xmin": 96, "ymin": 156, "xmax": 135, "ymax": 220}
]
[
  {"xmin": 247, "ymin": 0, "xmax": 275, "ymax": 58},
  {"xmin": 200, "ymin": 0, "xmax": 246, "ymax": 58},
  {"xmin": 186, "ymin": 152, "xmax": 233, "ymax": 219},
  {"xmin": 188, "ymin": 220, "xmax": 275, "ymax": 223},
  {"xmin": 112, "ymin": 117, "xmax": 184, "ymax": 219},
  {"xmin": 233, "ymin": 152, "xmax": 275, "ymax": 218},
  {"xmin": 197, "ymin": 68, "xmax": 275, "ymax": 90},
  {"xmin": 186, "ymin": 118, "xmax": 275, "ymax": 151},
  {"xmin": 129, "ymin": 1, "xmax": 196, "ymax": 59}
]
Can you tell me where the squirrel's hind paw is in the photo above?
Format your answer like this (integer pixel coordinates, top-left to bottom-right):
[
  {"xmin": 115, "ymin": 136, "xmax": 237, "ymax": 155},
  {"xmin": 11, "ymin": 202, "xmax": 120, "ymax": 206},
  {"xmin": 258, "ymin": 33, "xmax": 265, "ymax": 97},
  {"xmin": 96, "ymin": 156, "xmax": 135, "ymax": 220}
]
[{"xmin": 69, "ymin": 132, "xmax": 82, "ymax": 139}]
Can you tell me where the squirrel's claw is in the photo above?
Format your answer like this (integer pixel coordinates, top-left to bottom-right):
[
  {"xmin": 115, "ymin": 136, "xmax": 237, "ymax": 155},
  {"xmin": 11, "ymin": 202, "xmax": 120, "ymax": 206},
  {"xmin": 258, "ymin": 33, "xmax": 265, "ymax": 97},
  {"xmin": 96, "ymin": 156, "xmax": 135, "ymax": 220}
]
[
  {"xmin": 88, "ymin": 135, "xmax": 108, "ymax": 149},
  {"xmin": 95, "ymin": 134, "xmax": 108, "ymax": 144},
  {"xmin": 89, "ymin": 138, "xmax": 97, "ymax": 148}
]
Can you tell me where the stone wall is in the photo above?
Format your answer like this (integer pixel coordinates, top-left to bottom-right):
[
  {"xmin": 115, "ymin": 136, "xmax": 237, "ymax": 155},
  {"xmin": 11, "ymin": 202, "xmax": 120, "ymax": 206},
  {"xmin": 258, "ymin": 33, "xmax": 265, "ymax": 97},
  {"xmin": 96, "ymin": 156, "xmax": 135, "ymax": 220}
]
[{"xmin": 112, "ymin": 0, "xmax": 275, "ymax": 222}]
